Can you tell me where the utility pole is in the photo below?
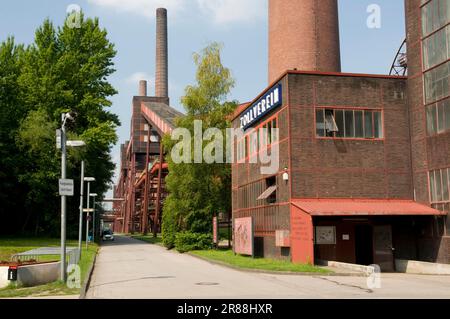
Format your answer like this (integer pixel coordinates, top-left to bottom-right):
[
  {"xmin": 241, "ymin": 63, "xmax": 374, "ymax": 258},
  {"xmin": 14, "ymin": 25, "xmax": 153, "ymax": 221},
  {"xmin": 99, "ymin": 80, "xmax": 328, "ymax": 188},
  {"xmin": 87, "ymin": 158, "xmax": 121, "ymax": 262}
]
[
  {"xmin": 78, "ymin": 161, "xmax": 85, "ymax": 262},
  {"xmin": 86, "ymin": 181, "xmax": 90, "ymax": 249},
  {"xmin": 91, "ymin": 194, "xmax": 97, "ymax": 242},
  {"xmin": 60, "ymin": 114, "xmax": 67, "ymax": 282}
]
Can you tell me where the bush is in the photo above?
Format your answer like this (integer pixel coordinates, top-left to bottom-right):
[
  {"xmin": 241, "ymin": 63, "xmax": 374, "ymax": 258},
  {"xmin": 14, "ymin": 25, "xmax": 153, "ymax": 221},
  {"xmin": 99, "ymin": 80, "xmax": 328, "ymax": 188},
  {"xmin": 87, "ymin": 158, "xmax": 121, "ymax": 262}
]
[
  {"xmin": 174, "ymin": 232, "xmax": 213, "ymax": 253},
  {"xmin": 161, "ymin": 199, "xmax": 178, "ymax": 249}
]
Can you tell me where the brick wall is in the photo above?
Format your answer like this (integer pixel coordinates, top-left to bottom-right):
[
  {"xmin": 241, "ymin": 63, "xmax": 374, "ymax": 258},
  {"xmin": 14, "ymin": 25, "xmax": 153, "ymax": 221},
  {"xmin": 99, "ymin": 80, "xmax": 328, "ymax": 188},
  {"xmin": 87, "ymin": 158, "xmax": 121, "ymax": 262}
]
[{"xmin": 287, "ymin": 73, "xmax": 412, "ymax": 200}]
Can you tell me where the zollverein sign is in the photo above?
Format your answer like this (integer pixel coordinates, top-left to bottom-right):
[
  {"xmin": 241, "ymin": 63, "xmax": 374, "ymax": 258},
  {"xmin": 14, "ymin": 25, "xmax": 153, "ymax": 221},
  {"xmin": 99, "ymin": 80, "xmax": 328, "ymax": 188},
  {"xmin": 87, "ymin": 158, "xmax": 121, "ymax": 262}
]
[
  {"xmin": 59, "ymin": 179, "xmax": 74, "ymax": 196},
  {"xmin": 239, "ymin": 84, "xmax": 282, "ymax": 130}
]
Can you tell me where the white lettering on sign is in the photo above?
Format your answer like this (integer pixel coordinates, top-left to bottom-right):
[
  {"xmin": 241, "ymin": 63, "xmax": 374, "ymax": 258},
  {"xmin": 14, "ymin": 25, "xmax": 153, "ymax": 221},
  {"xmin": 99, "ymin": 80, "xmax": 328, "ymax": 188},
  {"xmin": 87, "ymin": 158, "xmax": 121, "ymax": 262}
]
[{"xmin": 240, "ymin": 84, "xmax": 282, "ymax": 130}]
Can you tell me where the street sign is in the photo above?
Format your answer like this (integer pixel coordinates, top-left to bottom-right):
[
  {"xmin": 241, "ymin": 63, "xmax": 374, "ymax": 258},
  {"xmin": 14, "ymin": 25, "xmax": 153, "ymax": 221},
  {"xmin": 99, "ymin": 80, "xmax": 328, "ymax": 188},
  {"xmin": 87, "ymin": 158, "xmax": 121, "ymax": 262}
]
[
  {"xmin": 83, "ymin": 208, "xmax": 94, "ymax": 213},
  {"xmin": 59, "ymin": 179, "xmax": 74, "ymax": 196},
  {"xmin": 56, "ymin": 129, "xmax": 62, "ymax": 149}
]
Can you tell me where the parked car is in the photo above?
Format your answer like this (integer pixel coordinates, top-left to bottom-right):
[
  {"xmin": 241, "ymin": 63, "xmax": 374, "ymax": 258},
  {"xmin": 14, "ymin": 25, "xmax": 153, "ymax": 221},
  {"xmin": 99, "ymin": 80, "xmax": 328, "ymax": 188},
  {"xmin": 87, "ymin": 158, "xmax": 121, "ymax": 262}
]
[{"xmin": 102, "ymin": 230, "xmax": 114, "ymax": 241}]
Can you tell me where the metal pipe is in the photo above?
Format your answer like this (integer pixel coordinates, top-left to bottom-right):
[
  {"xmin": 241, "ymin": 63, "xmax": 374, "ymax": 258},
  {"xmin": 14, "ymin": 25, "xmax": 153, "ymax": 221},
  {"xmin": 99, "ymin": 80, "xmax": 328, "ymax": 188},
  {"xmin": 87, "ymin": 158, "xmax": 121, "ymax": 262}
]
[
  {"xmin": 86, "ymin": 182, "xmax": 90, "ymax": 249},
  {"xmin": 78, "ymin": 161, "xmax": 85, "ymax": 261}
]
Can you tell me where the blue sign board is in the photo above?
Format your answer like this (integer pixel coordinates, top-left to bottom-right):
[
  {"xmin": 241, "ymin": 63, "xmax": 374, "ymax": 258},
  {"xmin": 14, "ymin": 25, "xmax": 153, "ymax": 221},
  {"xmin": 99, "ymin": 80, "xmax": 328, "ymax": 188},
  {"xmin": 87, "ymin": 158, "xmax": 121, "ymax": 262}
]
[{"xmin": 239, "ymin": 84, "xmax": 282, "ymax": 130}]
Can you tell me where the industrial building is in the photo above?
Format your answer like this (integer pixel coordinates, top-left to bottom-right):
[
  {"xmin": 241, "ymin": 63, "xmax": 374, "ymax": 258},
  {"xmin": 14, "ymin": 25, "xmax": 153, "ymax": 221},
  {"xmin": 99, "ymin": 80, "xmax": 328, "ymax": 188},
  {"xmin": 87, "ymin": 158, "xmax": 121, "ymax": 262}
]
[
  {"xmin": 231, "ymin": 0, "xmax": 450, "ymax": 270},
  {"xmin": 113, "ymin": 8, "xmax": 183, "ymax": 234}
]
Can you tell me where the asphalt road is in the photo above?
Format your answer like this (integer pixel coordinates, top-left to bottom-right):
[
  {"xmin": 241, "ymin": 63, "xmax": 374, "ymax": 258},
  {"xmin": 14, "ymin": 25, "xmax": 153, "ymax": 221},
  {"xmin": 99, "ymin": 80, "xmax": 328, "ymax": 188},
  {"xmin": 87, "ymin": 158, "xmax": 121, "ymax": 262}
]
[{"xmin": 86, "ymin": 235, "xmax": 450, "ymax": 299}]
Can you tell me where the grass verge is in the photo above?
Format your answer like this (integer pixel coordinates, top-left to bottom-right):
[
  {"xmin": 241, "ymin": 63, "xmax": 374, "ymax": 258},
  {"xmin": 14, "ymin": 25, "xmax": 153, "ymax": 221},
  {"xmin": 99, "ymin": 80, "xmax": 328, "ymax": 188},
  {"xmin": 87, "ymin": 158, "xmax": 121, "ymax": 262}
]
[
  {"xmin": 191, "ymin": 249, "xmax": 331, "ymax": 274},
  {"xmin": 0, "ymin": 237, "xmax": 98, "ymax": 298},
  {"xmin": 129, "ymin": 234, "xmax": 162, "ymax": 245}
]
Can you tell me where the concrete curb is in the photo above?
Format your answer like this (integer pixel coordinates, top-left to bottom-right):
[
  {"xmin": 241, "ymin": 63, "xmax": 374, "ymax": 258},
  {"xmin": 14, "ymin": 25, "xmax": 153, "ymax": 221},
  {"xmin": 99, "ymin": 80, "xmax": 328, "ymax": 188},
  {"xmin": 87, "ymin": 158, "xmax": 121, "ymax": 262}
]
[
  {"xmin": 187, "ymin": 252, "xmax": 367, "ymax": 277},
  {"xmin": 79, "ymin": 251, "xmax": 98, "ymax": 299}
]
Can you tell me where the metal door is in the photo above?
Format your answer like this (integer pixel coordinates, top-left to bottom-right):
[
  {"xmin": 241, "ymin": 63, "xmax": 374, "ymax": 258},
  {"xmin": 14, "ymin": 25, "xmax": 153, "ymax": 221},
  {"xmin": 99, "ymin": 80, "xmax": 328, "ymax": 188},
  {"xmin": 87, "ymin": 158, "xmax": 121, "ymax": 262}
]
[{"xmin": 373, "ymin": 225, "xmax": 394, "ymax": 272}]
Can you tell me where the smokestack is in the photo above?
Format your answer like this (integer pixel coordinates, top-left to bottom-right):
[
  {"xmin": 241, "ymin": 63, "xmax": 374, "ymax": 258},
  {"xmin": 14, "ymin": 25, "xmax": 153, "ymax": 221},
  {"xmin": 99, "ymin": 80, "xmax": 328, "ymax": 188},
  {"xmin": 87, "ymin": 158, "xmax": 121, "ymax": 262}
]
[
  {"xmin": 155, "ymin": 8, "xmax": 168, "ymax": 98},
  {"xmin": 139, "ymin": 80, "xmax": 147, "ymax": 96},
  {"xmin": 268, "ymin": 0, "xmax": 341, "ymax": 83}
]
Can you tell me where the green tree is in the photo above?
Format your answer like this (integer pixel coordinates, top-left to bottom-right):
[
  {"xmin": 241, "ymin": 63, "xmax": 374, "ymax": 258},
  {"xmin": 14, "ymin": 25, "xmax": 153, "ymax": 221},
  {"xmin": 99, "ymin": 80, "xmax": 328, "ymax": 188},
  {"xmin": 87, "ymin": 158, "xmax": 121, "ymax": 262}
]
[
  {"xmin": 0, "ymin": 37, "xmax": 28, "ymax": 233},
  {"xmin": 162, "ymin": 43, "xmax": 237, "ymax": 249},
  {"xmin": 0, "ymin": 13, "xmax": 119, "ymax": 236}
]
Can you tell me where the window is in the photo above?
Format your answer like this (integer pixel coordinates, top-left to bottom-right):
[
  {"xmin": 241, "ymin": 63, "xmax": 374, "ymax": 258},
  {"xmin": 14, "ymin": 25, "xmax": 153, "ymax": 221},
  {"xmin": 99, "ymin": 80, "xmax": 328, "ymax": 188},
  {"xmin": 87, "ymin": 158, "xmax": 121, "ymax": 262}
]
[
  {"xmin": 316, "ymin": 109, "xmax": 325, "ymax": 137},
  {"xmin": 364, "ymin": 110, "xmax": 374, "ymax": 138},
  {"xmin": 335, "ymin": 110, "xmax": 344, "ymax": 138},
  {"xmin": 316, "ymin": 108, "xmax": 383, "ymax": 139},
  {"xmin": 315, "ymin": 226, "xmax": 336, "ymax": 245},
  {"xmin": 354, "ymin": 111, "xmax": 364, "ymax": 138},
  {"xmin": 241, "ymin": 116, "xmax": 279, "ymax": 158},
  {"xmin": 430, "ymin": 167, "xmax": 450, "ymax": 204},
  {"xmin": 237, "ymin": 136, "xmax": 248, "ymax": 161},
  {"xmin": 424, "ymin": 60, "xmax": 450, "ymax": 104},
  {"xmin": 422, "ymin": 0, "xmax": 450, "ymax": 36},
  {"xmin": 325, "ymin": 110, "xmax": 339, "ymax": 137},
  {"xmin": 272, "ymin": 118, "xmax": 278, "ymax": 142},
  {"xmin": 423, "ymin": 25, "xmax": 450, "ymax": 70},
  {"xmin": 426, "ymin": 98, "xmax": 450, "ymax": 135},
  {"xmin": 344, "ymin": 110, "xmax": 355, "ymax": 137}
]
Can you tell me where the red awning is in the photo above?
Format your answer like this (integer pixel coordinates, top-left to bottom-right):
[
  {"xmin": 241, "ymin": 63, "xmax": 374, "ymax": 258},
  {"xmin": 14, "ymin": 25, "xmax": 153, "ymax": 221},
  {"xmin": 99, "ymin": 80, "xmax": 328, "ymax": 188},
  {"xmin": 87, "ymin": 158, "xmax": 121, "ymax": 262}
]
[{"xmin": 291, "ymin": 199, "xmax": 446, "ymax": 216}]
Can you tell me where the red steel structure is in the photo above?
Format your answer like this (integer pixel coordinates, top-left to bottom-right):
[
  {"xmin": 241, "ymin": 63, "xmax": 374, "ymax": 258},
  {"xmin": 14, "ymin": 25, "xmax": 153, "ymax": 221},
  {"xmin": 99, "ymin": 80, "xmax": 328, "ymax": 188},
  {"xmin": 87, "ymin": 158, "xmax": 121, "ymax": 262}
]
[{"xmin": 113, "ymin": 8, "xmax": 183, "ymax": 235}]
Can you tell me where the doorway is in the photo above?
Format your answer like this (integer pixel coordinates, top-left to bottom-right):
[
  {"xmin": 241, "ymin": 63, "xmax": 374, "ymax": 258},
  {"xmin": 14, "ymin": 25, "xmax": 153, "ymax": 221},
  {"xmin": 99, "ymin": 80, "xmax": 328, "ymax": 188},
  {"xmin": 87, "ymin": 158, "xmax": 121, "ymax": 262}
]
[{"xmin": 355, "ymin": 225, "xmax": 373, "ymax": 265}]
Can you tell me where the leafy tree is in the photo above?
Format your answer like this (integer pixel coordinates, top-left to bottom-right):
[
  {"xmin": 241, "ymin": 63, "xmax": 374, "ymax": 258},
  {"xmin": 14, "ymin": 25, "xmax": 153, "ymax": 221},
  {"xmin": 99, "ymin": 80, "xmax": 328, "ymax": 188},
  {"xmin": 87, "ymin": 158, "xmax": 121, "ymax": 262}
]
[
  {"xmin": 162, "ymin": 43, "xmax": 237, "ymax": 249},
  {"xmin": 0, "ymin": 13, "xmax": 119, "ymax": 236},
  {"xmin": 0, "ymin": 37, "xmax": 28, "ymax": 233}
]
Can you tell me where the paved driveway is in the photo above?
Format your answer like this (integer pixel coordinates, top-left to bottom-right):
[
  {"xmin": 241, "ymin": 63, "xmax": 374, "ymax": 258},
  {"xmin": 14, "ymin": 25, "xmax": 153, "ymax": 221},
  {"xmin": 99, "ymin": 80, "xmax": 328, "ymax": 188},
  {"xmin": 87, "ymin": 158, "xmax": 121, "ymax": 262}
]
[{"xmin": 86, "ymin": 236, "xmax": 450, "ymax": 299}]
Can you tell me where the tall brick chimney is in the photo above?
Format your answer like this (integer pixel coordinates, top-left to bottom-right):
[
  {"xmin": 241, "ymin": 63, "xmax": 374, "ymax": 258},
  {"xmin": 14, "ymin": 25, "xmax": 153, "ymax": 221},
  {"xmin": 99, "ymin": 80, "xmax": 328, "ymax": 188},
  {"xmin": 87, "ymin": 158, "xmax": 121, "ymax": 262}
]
[
  {"xmin": 268, "ymin": 0, "xmax": 341, "ymax": 83},
  {"xmin": 155, "ymin": 8, "xmax": 168, "ymax": 98},
  {"xmin": 139, "ymin": 80, "xmax": 147, "ymax": 96}
]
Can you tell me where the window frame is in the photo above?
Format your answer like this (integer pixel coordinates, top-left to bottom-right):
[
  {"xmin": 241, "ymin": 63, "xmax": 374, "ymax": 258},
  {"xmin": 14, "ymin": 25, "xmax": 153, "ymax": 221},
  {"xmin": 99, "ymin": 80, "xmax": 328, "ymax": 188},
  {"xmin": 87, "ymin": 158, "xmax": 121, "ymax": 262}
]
[{"xmin": 315, "ymin": 107, "xmax": 384, "ymax": 140}]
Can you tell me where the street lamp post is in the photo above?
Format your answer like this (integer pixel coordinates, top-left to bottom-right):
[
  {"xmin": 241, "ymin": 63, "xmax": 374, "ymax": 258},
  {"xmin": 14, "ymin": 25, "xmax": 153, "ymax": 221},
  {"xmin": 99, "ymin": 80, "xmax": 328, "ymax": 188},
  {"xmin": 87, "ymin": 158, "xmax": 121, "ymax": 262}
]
[
  {"xmin": 78, "ymin": 161, "xmax": 85, "ymax": 262},
  {"xmin": 84, "ymin": 177, "xmax": 95, "ymax": 249},
  {"xmin": 59, "ymin": 113, "xmax": 86, "ymax": 281},
  {"xmin": 60, "ymin": 114, "xmax": 68, "ymax": 282},
  {"xmin": 90, "ymin": 193, "xmax": 98, "ymax": 242}
]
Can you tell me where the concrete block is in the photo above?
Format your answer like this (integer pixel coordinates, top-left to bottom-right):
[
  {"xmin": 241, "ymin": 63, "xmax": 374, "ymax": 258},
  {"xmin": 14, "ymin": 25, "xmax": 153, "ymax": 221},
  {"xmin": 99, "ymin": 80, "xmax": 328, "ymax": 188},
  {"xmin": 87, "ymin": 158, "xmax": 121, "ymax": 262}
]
[
  {"xmin": 0, "ymin": 267, "xmax": 9, "ymax": 288},
  {"xmin": 17, "ymin": 262, "xmax": 61, "ymax": 287},
  {"xmin": 396, "ymin": 259, "xmax": 450, "ymax": 275},
  {"xmin": 317, "ymin": 259, "xmax": 375, "ymax": 275}
]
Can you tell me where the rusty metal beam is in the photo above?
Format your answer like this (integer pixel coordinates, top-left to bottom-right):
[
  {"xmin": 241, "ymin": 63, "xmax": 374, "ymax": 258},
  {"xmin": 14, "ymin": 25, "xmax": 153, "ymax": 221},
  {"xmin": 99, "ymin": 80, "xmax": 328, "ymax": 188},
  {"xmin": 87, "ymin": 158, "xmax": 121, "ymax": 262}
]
[
  {"xmin": 142, "ymin": 127, "xmax": 151, "ymax": 235},
  {"xmin": 153, "ymin": 142, "xmax": 164, "ymax": 237}
]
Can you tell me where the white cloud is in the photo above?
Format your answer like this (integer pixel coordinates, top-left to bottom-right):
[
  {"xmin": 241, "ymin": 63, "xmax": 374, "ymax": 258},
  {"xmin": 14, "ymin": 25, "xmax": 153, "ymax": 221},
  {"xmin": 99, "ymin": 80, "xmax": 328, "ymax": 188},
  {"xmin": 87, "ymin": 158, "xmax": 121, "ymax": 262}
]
[
  {"xmin": 125, "ymin": 72, "xmax": 154, "ymax": 85},
  {"xmin": 196, "ymin": 0, "xmax": 266, "ymax": 25},
  {"xmin": 87, "ymin": 0, "xmax": 185, "ymax": 18},
  {"xmin": 88, "ymin": 0, "xmax": 266, "ymax": 25}
]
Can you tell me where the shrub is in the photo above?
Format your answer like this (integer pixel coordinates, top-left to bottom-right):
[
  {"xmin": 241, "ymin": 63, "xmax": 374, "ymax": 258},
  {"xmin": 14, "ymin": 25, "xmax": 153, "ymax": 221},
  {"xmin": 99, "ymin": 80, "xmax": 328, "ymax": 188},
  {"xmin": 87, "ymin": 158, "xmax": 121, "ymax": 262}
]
[{"xmin": 174, "ymin": 232, "xmax": 213, "ymax": 253}]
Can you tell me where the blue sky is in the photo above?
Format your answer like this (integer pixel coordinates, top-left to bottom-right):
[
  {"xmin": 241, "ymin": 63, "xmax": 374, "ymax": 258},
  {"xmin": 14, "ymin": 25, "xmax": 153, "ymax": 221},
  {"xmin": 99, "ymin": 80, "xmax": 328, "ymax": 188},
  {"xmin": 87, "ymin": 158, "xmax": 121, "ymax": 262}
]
[{"xmin": 0, "ymin": 0, "xmax": 405, "ymax": 193}]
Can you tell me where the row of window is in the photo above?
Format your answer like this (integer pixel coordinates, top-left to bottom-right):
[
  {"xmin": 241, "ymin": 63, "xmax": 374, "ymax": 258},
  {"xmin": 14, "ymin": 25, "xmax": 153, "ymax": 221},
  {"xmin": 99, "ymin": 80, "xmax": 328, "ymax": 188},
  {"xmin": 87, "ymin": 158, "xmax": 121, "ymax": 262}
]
[
  {"xmin": 423, "ymin": 24, "xmax": 450, "ymax": 70},
  {"xmin": 237, "ymin": 117, "xmax": 279, "ymax": 160},
  {"xmin": 316, "ymin": 108, "xmax": 383, "ymax": 139},
  {"xmin": 426, "ymin": 97, "xmax": 450, "ymax": 134},
  {"xmin": 421, "ymin": 0, "xmax": 450, "ymax": 37},
  {"xmin": 424, "ymin": 60, "xmax": 450, "ymax": 104},
  {"xmin": 429, "ymin": 167, "xmax": 450, "ymax": 203}
]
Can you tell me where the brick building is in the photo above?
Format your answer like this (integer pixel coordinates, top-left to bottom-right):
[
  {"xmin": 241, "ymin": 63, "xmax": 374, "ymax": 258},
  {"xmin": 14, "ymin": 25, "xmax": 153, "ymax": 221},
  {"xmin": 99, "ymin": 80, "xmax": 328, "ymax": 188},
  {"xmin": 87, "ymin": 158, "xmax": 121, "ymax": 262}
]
[{"xmin": 231, "ymin": 0, "xmax": 450, "ymax": 269}]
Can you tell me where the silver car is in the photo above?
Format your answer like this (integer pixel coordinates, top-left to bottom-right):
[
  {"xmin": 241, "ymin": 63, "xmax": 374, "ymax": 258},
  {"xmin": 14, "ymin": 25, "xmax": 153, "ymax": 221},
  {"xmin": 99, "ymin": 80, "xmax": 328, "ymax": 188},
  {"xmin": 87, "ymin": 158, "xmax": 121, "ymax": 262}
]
[{"xmin": 102, "ymin": 230, "xmax": 115, "ymax": 241}]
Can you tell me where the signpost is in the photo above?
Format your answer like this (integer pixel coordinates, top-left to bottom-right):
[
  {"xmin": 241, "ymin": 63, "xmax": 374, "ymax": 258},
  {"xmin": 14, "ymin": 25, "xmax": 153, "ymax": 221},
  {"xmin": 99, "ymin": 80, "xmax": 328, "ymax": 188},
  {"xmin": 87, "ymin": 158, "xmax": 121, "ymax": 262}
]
[
  {"xmin": 213, "ymin": 216, "xmax": 218, "ymax": 248},
  {"xmin": 59, "ymin": 179, "xmax": 74, "ymax": 196}
]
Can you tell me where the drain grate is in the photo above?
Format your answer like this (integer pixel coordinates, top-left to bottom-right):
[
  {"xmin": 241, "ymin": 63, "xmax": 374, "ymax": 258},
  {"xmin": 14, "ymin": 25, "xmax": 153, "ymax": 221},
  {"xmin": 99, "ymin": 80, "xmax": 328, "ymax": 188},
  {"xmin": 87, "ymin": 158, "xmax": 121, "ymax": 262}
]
[{"xmin": 195, "ymin": 282, "xmax": 219, "ymax": 286}]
